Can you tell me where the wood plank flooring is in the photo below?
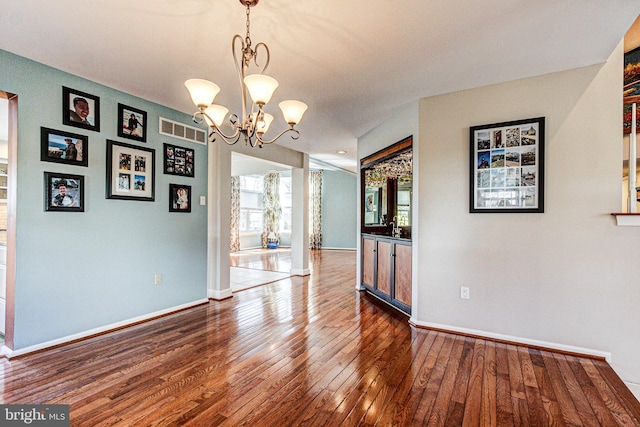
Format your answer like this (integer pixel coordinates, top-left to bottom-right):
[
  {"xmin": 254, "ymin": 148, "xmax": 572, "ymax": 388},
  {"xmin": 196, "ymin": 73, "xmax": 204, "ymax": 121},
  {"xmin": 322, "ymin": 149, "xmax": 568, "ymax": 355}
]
[{"xmin": 1, "ymin": 249, "xmax": 639, "ymax": 426}]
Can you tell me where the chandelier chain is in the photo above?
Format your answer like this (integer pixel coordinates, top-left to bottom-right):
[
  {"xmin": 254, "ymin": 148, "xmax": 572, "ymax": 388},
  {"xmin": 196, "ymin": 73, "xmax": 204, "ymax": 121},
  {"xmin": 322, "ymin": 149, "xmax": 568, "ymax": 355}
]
[{"xmin": 245, "ymin": 5, "xmax": 252, "ymax": 48}]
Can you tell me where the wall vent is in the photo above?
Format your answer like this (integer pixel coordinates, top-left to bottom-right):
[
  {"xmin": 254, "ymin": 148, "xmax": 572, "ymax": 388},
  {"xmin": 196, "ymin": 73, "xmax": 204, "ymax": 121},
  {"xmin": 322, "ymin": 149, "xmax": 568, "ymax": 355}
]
[{"xmin": 159, "ymin": 117, "xmax": 207, "ymax": 145}]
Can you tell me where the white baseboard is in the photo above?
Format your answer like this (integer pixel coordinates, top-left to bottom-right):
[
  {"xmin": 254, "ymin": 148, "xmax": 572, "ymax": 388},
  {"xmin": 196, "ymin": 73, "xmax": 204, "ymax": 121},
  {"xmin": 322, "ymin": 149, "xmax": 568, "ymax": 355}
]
[
  {"xmin": 318, "ymin": 247, "xmax": 357, "ymax": 251},
  {"xmin": 626, "ymin": 382, "xmax": 640, "ymax": 400},
  {"xmin": 410, "ymin": 319, "xmax": 612, "ymax": 362},
  {"xmin": 1, "ymin": 299, "xmax": 209, "ymax": 359},
  {"xmin": 290, "ymin": 268, "xmax": 311, "ymax": 276},
  {"xmin": 208, "ymin": 288, "xmax": 233, "ymax": 300}
]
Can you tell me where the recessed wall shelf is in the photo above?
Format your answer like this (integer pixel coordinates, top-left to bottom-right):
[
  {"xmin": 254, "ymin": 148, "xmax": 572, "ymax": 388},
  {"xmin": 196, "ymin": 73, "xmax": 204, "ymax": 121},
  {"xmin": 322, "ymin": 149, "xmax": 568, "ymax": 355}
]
[{"xmin": 611, "ymin": 213, "xmax": 640, "ymax": 226}]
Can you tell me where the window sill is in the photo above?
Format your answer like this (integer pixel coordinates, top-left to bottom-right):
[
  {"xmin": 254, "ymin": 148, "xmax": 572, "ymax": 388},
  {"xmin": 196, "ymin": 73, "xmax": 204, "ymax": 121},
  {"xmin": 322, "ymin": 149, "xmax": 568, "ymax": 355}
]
[{"xmin": 611, "ymin": 213, "xmax": 640, "ymax": 226}]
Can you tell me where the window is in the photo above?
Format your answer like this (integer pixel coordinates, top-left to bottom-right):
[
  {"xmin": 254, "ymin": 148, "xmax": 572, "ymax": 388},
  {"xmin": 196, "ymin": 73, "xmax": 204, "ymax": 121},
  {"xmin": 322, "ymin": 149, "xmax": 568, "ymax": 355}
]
[
  {"xmin": 239, "ymin": 175, "xmax": 263, "ymax": 234},
  {"xmin": 237, "ymin": 173, "xmax": 292, "ymax": 235},
  {"xmin": 279, "ymin": 176, "xmax": 291, "ymax": 232}
]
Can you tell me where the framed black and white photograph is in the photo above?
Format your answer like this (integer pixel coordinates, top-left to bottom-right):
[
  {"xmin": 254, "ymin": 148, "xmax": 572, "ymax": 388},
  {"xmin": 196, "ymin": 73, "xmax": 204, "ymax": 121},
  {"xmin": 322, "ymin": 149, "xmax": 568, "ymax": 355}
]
[
  {"xmin": 169, "ymin": 184, "xmax": 191, "ymax": 212},
  {"xmin": 44, "ymin": 172, "xmax": 84, "ymax": 212},
  {"xmin": 470, "ymin": 117, "xmax": 545, "ymax": 213},
  {"xmin": 41, "ymin": 127, "xmax": 88, "ymax": 167},
  {"xmin": 106, "ymin": 140, "xmax": 155, "ymax": 201},
  {"xmin": 163, "ymin": 143, "xmax": 194, "ymax": 177},
  {"xmin": 62, "ymin": 86, "xmax": 100, "ymax": 132},
  {"xmin": 117, "ymin": 103, "xmax": 147, "ymax": 142}
]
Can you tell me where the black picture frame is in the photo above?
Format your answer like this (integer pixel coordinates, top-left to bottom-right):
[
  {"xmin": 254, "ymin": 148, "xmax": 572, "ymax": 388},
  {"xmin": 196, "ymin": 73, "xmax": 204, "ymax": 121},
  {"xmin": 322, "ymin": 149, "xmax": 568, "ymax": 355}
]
[
  {"xmin": 470, "ymin": 117, "xmax": 545, "ymax": 213},
  {"xmin": 44, "ymin": 172, "xmax": 85, "ymax": 212},
  {"xmin": 169, "ymin": 184, "xmax": 192, "ymax": 212},
  {"xmin": 163, "ymin": 143, "xmax": 195, "ymax": 178},
  {"xmin": 62, "ymin": 86, "xmax": 100, "ymax": 132},
  {"xmin": 106, "ymin": 140, "xmax": 155, "ymax": 202},
  {"xmin": 117, "ymin": 103, "xmax": 147, "ymax": 142},
  {"xmin": 40, "ymin": 127, "xmax": 88, "ymax": 167}
]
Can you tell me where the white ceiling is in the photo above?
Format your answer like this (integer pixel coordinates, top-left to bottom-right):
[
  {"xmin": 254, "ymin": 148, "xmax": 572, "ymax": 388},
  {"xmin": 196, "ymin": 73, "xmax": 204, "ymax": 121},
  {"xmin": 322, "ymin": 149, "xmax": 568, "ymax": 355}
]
[{"xmin": 1, "ymin": 1, "xmax": 639, "ymax": 172}]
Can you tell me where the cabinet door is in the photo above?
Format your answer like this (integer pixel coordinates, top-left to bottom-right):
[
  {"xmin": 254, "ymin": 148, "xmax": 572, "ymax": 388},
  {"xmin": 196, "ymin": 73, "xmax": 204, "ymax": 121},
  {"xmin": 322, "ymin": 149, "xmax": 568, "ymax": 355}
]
[
  {"xmin": 362, "ymin": 236, "xmax": 376, "ymax": 288},
  {"xmin": 376, "ymin": 240, "xmax": 391, "ymax": 297},
  {"xmin": 393, "ymin": 243, "xmax": 412, "ymax": 307}
]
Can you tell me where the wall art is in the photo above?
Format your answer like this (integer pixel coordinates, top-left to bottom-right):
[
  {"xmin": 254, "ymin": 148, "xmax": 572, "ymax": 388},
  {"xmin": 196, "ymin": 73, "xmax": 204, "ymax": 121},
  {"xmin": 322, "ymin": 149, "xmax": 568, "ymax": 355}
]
[
  {"xmin": 163, "ymin": 143, "xmax": 194, "ymax": 177},
  {"xmin": 624, "ymin": 45, "xmax": 640, "ymax": 134},
  {"xmin": 62, "ymin": 86, "xmax": 100, "ymax": 132},
  {"xmin": 118, "ymin": 103, "xmax": 147, "ymax": 142},
  {"xmin": 470, "ymin": 117, "xmax": 545, "ymax": 213},
  {"xmin": 106, "ymin": 140, "xmax": 155, "ymax": 201},
  {"xmin": 41, "ymin": 127, "xmax": 88, "ymax": 167},
  {"xmin": 169, "ymin": 183, "xmax": 191, "ymax": 212},
  {"xmin": 44, "ymin": 171, "xmax": 84, "ymax": 212}
]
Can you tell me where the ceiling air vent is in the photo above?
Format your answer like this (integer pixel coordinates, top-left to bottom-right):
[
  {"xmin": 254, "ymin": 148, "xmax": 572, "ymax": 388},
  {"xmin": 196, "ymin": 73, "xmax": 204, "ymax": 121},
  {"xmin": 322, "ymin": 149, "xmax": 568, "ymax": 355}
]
[{"xmin": 159, "ymin": 117, "xmax": 207, "ymax": 145}]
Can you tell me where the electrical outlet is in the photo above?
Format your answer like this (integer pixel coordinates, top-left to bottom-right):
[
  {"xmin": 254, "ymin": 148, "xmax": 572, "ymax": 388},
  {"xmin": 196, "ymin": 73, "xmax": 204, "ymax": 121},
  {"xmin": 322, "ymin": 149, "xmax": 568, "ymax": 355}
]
[
  {"xmin": 200, "ymin": 196, "xmax": 206, "ymax": 206},
  {"xmin": 460, "ymin": 287, "xmax": 470, "ymax": 299},
  {"xmin": 154, "ymin": 274, "xmax": 162, "ymax": 285}
]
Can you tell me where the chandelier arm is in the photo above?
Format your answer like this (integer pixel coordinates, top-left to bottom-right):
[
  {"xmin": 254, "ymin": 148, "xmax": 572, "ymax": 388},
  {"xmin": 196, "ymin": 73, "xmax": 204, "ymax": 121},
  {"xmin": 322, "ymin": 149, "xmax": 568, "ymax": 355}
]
[
  {"xmin": 211, "ymin": 127, "xmax": 242, "ymax": 145},
  {"xmin": 195, "ymin": 110, "xmax": 242, "ymax": 145},
  {"xmin": 253, "ymin": 42, "xmax": 270, "ymax": 73},
  {"xmin": 209, "ymin": 131, "xmax": 242, "ymax": 146},
  {"xmin": 232, "ymin": 34, "xmax": 250, "ymax": 123},
  {"xmin": 256, "ymin": 126, "xmax": 300, "ymax": 145}
]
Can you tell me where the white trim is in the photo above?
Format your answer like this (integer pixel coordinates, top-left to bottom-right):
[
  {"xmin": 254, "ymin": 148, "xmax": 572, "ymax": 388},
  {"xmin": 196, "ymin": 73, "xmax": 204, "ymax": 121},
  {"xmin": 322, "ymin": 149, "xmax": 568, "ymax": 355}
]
[
  {"xmin": 410, "ymin": 319, "xmax": 612, "ymax": 362},
  {"xmin": 318, "ymin": 247, "xmax": 357, "ymax": 251},
  {"xmin": 625, "ymin": 382, "xmax": 640, "ymax": 400},
  {"xmin": 290, "ymin": 268, "xmax": 311, "ymax": 276},
  {"xmin": 208, "ymin": 288, "xmax": 233, "ymax": 300},
  {"xmin": 0, "ymin": 299, "xmax": 209, "ymax": 359}
]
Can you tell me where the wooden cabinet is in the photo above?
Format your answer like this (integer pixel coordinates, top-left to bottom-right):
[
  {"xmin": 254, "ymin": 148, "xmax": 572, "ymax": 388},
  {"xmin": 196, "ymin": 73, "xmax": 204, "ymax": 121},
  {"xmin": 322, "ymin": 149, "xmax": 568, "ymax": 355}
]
[
  {"xmin": 361, "ymin": 234, "xmax": 411, "ymax": 314},
  {"xmin": 362, "ymin": 235, "xmax": 376, "ymax": 288}
]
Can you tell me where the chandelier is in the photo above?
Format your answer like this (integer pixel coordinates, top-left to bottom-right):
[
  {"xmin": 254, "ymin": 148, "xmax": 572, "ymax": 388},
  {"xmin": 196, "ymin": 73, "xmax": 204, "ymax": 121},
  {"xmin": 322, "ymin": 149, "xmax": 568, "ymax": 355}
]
[{"xmin": 184, "ymin": 0, "xmax": 307, "ymax": 148}]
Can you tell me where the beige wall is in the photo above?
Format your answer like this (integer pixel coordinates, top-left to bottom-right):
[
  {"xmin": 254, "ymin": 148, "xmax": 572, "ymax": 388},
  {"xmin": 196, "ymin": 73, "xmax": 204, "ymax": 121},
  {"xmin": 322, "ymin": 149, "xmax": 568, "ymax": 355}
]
[{"xmin": 414, "ymin": 41, "xmax": 640, "ymax": 383}]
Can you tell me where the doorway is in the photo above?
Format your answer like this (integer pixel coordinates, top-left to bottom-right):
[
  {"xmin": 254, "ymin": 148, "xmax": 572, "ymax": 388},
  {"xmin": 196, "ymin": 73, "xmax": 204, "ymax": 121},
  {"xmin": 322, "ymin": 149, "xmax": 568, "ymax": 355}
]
[
  {"xmin": 0, "ymin": 90, "xmax": 16, "ymax": 351},
  {"xmin": 229, "ymin": 153, "xmax": 293, "ymax": 291}
]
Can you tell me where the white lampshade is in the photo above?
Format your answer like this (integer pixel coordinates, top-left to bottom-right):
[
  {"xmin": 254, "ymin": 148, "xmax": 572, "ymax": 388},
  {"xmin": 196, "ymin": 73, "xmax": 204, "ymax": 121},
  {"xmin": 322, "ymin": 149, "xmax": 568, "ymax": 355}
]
[
  {"xmin": 185, "ymin": 79, "xmax": 220, "ymax": 108},
  {"xmin": 279, "ymin": 100, "xmax": 308, "ymax": 125},
  {"xmin": 244, "ymin": 74, "xmax": 278, "ymax": 105},
  {"xmin": 203, "ymin": 104, "xmax": 229, "ymax": 127},
  {"xmin": 256, "ymin": 113, "xmax": 274, "ymax": 134}
]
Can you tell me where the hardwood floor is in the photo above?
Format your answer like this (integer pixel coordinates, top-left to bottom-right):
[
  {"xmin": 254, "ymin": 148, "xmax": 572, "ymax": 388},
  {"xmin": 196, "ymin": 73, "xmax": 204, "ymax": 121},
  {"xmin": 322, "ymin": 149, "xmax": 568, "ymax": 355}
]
[
  {"xmin": 230, "ymin": 247, "xmax": 293, "ymax": 273},
  {"xmin": 1, "ymin": 249, "xmax": 639, "ymax": 426}
]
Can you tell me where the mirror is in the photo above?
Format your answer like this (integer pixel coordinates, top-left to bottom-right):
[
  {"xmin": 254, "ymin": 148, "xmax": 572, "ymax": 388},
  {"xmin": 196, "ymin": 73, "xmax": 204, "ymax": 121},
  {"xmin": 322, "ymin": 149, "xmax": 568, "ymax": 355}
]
[
  {"xmin": 361, "ymin": 136, "xmax": 412, "ymax": 236},
  {"xmin": 363, "ymin": 172, "xmax": 387, "ymax": 226},
  {"xmin": 396, "ymin": 178, "xmax": 412, "ymax": 227}
]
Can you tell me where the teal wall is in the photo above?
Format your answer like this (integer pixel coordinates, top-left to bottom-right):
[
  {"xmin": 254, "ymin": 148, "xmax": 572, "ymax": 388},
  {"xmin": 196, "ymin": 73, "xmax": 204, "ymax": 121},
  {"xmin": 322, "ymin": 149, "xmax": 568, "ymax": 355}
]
[
  {"xmin": 321, "ymin": 169, "xmax": 357, "ymax": 249},
  {"xmin": 0, "ymin": 50, "xmax": 208, "ymax": 350}
]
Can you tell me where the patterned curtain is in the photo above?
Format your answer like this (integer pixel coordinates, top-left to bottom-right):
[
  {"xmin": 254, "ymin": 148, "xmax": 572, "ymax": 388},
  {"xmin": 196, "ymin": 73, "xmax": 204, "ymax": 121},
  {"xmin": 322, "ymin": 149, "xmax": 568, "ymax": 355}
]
[
  {"xmin": 230, "ymin": 176, "xmax": 240, "ymax": 252},
  {"xmin": 309, "ymin": 171, "xmax": 323, "ymax": 249},
  {"xmin": 262, "ymin": 172, "xmax": 281, "ymax": 247}
]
